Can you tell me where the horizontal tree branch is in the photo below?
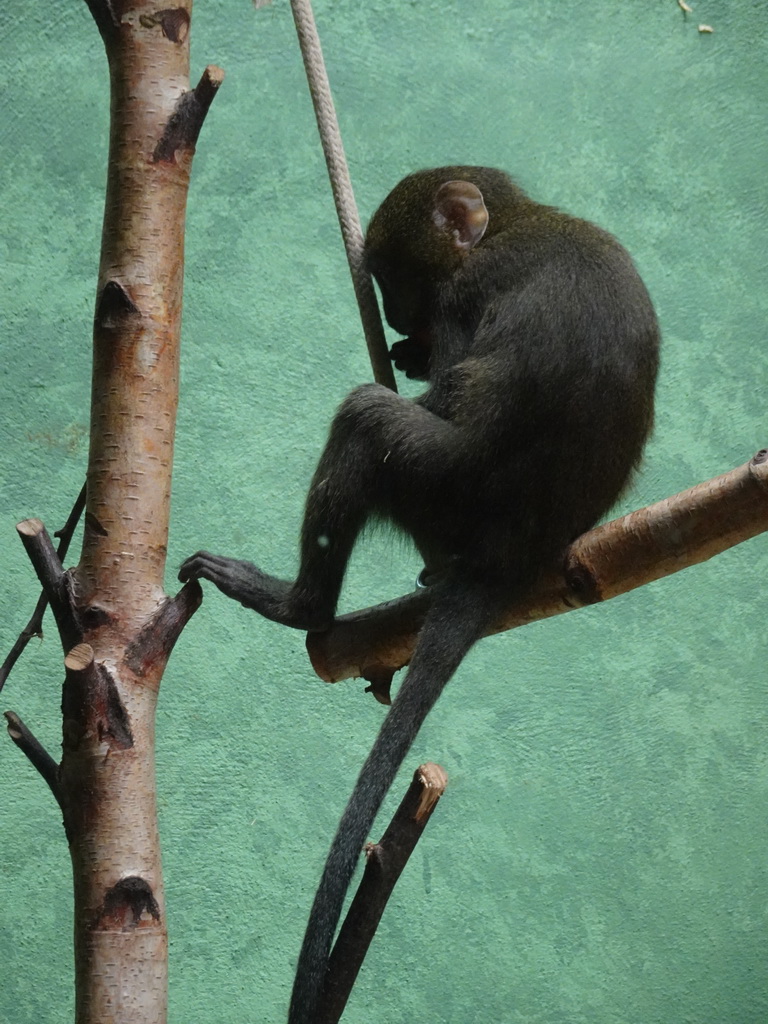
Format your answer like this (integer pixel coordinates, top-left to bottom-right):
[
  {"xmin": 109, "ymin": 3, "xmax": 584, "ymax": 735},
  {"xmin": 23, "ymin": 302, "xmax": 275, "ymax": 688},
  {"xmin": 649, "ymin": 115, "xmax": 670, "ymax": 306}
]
[
  {"xmin": 308, "ymin": 449, "xmax": 768, "ymax": 683},
  {"xmin": 319, "ymin": 763, "xmax": 449, "ymax": 1024}
]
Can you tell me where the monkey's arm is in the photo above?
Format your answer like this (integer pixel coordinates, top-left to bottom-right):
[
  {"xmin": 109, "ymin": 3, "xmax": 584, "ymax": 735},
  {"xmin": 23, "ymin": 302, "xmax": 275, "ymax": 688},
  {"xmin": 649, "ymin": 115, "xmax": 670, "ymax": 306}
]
[{"xmin": 389, "ymin": 337, "xmax": 430, "ymax": 380}]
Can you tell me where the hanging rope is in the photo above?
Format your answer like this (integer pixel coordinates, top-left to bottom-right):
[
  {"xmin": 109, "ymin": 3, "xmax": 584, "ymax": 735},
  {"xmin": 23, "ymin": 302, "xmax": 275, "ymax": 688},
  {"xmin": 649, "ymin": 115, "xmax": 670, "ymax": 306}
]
[{"xmin": 289, "ymin": 0, "xmax": 397, "ymax": 392}]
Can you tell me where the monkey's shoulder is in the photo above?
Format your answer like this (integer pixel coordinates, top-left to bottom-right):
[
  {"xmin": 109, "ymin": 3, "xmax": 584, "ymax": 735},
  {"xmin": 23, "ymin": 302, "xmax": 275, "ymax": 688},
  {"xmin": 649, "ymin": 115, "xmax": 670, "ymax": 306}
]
[
  {"xmin": 456, "ymin": 206, "xmax": 656, "ymax": 332},
  {"xmin": 481, "ymin": 205, "xmax": 635, "ymax": 274}
]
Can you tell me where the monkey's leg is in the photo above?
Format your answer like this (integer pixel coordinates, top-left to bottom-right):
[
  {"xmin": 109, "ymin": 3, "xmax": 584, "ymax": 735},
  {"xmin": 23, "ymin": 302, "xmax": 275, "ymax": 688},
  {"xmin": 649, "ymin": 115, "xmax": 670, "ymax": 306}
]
[
  {"xmin": 180, "ymin": 384, "xmax": 463, "ymax": 629},
  {"xmin": 178, "ymin": 551, "xmax": 295, "ymax": 620},
  {"xmin": 290, "ymin": 383, "xmax": 465, "ymax": 615}
]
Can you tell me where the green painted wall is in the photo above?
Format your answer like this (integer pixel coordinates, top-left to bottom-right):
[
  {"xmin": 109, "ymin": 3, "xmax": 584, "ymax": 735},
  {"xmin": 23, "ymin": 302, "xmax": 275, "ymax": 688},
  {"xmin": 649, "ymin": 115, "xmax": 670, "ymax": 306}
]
[{"xmin": 1, "ymin": 2, "xmax": 766, "ymax": 1022}]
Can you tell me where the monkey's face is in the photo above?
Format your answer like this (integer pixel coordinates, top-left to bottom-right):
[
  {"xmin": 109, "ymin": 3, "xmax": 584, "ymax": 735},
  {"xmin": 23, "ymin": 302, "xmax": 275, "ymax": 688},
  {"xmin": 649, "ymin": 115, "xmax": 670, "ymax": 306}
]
[
  {"xmin": 371, "ymin": 263, "xmax": 432, "ymax": 337},
  {"xmin": 365, "ymin": 169, "xmax": 494, "ymax": 338}
]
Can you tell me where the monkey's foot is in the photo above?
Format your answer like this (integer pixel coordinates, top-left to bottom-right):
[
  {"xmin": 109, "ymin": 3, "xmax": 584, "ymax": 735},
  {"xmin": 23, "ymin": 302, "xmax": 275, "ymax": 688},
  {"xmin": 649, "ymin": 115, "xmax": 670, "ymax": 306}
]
[{"xmin": 178, "ymin": 552, "xmax": 331, "ymax": 631}]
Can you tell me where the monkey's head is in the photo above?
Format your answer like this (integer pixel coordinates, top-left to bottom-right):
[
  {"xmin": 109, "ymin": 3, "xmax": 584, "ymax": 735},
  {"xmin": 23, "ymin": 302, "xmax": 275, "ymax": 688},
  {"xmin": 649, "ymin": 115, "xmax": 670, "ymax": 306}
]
[{"xmin": 364, "ymin": 166, "xmax": 523, "ymax": 336}]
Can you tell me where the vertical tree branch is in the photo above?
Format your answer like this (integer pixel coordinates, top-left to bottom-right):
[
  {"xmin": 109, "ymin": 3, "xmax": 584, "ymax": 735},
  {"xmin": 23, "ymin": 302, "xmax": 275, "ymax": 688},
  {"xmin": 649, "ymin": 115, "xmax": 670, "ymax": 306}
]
[{"xmin": 50, "ymin": 5, "xmax": 219, "ymax": 1022}]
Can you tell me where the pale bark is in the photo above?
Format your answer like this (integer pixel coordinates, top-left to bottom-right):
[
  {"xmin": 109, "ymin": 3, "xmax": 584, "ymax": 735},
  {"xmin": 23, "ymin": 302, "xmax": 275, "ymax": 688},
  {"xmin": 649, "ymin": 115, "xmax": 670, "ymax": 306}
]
[
  {"xmin": 64, "ymin": 6, "xmax": 221, "ymax": 1019},
  {"xmin": 5, "ymin": 3, "xmax": 220, "ymax": 1021}
]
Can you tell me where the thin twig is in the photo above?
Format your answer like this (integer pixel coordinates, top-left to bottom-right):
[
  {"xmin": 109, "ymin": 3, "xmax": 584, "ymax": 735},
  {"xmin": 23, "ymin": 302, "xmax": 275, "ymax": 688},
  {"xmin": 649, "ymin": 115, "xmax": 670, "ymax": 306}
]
[
  {"xmin": 16, "ymin": 519, "xmax": 81, "ymax": 654},
  {"xmin": 319, "ymin": 764, "xmax": 448, "ymax": 1023},
  {"xmin": 4, "ymin": 710, "xmax": 62, "ymax": 807},
  {"xmin": 0, "ymin": 484, "xmax": 86, "ymax": 693}
]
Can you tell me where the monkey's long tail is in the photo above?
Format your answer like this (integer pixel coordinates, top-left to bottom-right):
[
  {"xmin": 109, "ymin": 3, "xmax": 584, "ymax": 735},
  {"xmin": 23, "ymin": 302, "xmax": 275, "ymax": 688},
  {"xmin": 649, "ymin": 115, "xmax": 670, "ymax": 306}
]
[{"xmin": 287, "ymin": 580, "xmax": 503, "ymax": 1024}]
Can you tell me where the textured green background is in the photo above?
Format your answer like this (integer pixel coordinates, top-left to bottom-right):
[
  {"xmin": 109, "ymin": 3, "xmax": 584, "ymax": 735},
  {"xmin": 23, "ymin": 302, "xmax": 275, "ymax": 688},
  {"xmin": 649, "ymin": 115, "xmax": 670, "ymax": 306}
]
[{"xmin": 1, "ymin": 2, "xmax": 766, "ymax": 1022}]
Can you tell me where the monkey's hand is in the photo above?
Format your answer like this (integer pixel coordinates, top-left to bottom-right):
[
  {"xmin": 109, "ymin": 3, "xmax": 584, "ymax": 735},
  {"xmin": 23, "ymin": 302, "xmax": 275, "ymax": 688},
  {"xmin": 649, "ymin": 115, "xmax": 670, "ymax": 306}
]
[
  {"xmin": 389, "ymin": 337, "xmax": 431, "ymax": 380},
  {"xmin": 178, "ymin": 552, "xmax": 330, "ymax": 631}
]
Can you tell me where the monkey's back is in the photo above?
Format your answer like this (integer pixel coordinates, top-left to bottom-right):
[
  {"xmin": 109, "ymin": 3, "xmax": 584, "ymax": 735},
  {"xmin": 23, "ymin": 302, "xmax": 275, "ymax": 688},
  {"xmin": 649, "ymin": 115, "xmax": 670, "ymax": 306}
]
[{"xmin": 421, "ymin": 205, "xmax": 660, "ymax": 580}]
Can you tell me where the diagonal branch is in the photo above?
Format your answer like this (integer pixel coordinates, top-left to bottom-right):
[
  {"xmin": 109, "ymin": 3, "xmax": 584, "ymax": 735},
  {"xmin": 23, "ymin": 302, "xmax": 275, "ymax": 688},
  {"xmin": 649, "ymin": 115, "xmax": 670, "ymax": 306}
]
[
  {"xmin": 308, "ymin": 449, "xmax": 768, "ymax": 683},
  {"xmin": 16, "ymin": 519, "xmax": 82, "ymax": 654},
  {"xmin": 124, "ymin": 581, "xmax": 203, "ymax": 678},
  {"xmin": 154, "ymin": 64, "xmax": 225, "ymax": 162},
  {"xmin": 319, "ymin": 763, "xmax": 448, "ymax": 1024},
  {"xmin": 0, "ymin": 485, "xmax": 86, "ymax": 694},
  {"xmin": 4, "ymin": 711, "xmax": 62, "ymax": 808}
]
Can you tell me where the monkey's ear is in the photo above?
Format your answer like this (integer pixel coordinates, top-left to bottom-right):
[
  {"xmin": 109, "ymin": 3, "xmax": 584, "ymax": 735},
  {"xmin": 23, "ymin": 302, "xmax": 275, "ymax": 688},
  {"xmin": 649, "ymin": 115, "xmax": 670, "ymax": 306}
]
[{"xmin": 432, "ymin": 180, "xmax": 489, "ymax": 252}]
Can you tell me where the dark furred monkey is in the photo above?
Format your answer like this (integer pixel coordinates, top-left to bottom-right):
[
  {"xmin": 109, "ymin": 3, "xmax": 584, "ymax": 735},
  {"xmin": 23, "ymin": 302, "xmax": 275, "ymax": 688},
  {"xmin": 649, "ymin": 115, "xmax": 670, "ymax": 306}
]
[{"xmin": 179, "ymin": 166, "xmax": 659, "ymax": 1021}]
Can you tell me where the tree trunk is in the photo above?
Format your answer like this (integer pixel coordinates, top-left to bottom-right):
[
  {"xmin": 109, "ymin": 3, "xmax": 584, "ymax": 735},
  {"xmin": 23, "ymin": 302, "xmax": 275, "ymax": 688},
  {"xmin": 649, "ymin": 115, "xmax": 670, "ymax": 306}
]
[{"xmin": 53, "ymin": 4, "xmax": 218, "ymax": 1020}]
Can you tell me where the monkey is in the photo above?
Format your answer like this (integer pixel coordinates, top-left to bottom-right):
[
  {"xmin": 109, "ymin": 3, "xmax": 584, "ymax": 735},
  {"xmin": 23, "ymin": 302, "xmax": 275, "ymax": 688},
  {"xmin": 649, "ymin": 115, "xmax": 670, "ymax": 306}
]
[{"xmin": 179, "ymin": 166, "xmax": 659, "ymax": 1023}]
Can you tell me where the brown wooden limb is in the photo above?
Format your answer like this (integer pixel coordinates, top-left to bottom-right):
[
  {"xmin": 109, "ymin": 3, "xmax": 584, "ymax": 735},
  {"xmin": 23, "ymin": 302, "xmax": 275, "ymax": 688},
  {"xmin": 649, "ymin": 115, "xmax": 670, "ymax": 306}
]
[
  {"xmin": 318, "ymin": 763, "xmax": 448, "ymax": 1024},
  {"xmin": 0, "ymin": 485, "xmax": 86, "ymax": 694},
  {"xmin": 57, "ymin": 2, "xmax": 205, "ymax": 1018},
  {"xmin": 61, "ymin": 643, "xmax": 133, "ymax": 761},
  {"xmin": 308, "ymin": 449, "xmax": 768, "ymax": 684},
  {"xmin": 16, "ymin": 519, "xmax": 81, "ymax": 654},
  {"xmin": 124, "ymin": 580, "xmax": 203, "ymax": 678},
  {"xmin": 4, "ymin": 710, "xmax": 62, "ymax": 808},
  {"xmin": 193, "ymin": 64, "xmax": 226, "ymax": 110},
  {"xmin": 61, "ymin": 644, "xmax": 98, "ymax": 764},
  {"xmin": 153, "ymin": 64, "xmax": 224, "ymax": 162}
]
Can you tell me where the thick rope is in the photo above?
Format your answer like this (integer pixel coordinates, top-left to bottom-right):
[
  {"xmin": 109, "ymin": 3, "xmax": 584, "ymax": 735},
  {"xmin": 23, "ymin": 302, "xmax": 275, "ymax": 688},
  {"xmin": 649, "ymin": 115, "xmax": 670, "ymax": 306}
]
[{"xmin": 290, "ymin": 0, "xmax": 397, "ymax": 392}]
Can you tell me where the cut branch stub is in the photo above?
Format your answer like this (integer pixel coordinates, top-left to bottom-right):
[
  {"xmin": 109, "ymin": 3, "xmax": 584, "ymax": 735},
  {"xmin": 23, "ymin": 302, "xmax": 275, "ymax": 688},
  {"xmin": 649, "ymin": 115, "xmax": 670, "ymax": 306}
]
[
  {"xmin": 319, "ymin": 763, "xmax": 448, "ymax": 1024},
  {"xmin": 16, "ymin": 518, "xmax": 81, "ymax": 652},
  {"xmin": 124, "ymin": 580, "xmax": 203, "ymax": 679},
  {"xmin": 62, "ymin": 644, "xmax": 97, "ymax": 750},
  {"xmin": 413, "ymin": 762, "xmax": 448, "ymax": 821},
  {"xmin": 65, "ymin": 643, "xmax": 95, "ymax": 674},
  {"xmin": 194, "ymin": 64, "xmax": 225, "ymax": 108},
  {"xmin": 154, "ymin": 65, "xmax": 225, "ymax": 162},
  {"xmin": 307, "ymin": 451, "xmax": 768, "ymax": 684},
  {"xmin": 62, "ymin": 643, "xmax": 133, "ymax": 756},
  {"xmin": 308, "ymin": 588, "xmax": 431, "ymax": 684},
  {"xmin": 0, "ymin": 484, "xmax": 86, "ymax": 694}
]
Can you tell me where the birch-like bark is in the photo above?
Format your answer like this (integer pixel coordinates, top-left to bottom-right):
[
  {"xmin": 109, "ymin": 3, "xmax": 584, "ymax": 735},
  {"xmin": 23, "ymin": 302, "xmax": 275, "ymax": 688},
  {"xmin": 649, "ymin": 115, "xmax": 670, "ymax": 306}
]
[{"xmin": 48, "ymin": 3, "xmax": 219, "ymax": 1021}]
